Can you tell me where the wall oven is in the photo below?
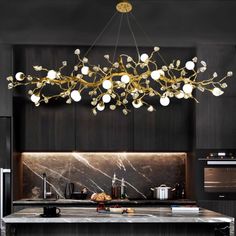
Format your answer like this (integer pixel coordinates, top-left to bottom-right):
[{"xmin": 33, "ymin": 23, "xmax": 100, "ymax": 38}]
[{"xmin": 197, "ymin": 150, "xmax": 236, "ymax": 200}]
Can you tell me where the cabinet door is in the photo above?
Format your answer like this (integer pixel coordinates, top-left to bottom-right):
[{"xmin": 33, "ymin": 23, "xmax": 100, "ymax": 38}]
[
  {"xmin": 14, "ymin": 100, "xmax": 75, "ymax": 151},
  {"xmin": 75, "ymin": 101, "xmax": 133, "ymax": 151},
  {"xmin": 133, "ymin": 100, "xmax": 194, "ymax": 151},
  {"xmin": 0, "ymin": 117, "xmax": 11, "ymax": 168},
  {"xmin": 0, "ymin": 45, "xmax": 13, "ymax": 116},
  {"xmin": 196, "ymin": 97, "xmax": 236, "ymax": 149},
  {"xmin": 196, "ymin": 45, "xmax": 236, "ymax": 149}
]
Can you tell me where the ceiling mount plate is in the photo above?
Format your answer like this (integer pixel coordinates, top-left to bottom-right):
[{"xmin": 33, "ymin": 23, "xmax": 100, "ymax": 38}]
[{"xmin": 116, "ymin": 1, "xmax": 133, "ymax": 13}]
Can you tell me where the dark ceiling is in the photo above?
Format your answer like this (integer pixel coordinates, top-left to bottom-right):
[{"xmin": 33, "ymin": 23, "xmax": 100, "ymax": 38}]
[{"xmin": 0, "ymin": 0, "xmax": 236, "ymax": 46}]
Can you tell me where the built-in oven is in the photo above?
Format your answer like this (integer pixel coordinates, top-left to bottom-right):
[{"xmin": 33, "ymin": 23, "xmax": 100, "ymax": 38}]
[{"xmin": 196, "ymin": 150, "xmax": 236, "ymax": 200}]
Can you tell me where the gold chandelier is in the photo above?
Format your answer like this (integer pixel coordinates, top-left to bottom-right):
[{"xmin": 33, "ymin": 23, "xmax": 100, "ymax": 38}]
[{"xmin": 6, "ymin": 0, "xmax": 233, "ymax": 115}]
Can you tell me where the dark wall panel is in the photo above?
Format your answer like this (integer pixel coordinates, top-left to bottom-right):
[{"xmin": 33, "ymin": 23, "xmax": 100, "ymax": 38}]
[
  {"xmin": 1, "ymin": 0, "xmax": 236, "ymax": 46},
  {"xmin": 196, "ymin": 45, "xmax": 236, "ymax": 149},
  {"xmin": 13, "ymin": 45, "xmax": 195, "ymax": 152},
  {"xmin": 134, "ymin": 100, "xmax": 194, "ymax": 151},
  {"xmin": 0, "ymin": 45, "xmax": 13, "ymax": 116},
  {"xmin": 14, "ymin": 100, "xmax": 76, "ymax": 151}
]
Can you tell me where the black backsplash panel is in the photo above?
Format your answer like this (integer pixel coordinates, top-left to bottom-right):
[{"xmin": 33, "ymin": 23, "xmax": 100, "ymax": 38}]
[{"xmin": 21, "ymin": 152, "xmax": 186, "ymax": 199}]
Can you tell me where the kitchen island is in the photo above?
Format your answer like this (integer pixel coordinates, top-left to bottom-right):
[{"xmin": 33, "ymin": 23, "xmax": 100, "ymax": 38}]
[{"xmin": 3, "ymin": 207, "xmax": 234, "ymax": 236}]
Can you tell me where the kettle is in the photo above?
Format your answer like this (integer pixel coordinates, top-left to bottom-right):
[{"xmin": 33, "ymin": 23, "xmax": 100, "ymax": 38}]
[{"xmin": 151, "ymin": 184, "xmax": 171, "ymax": 200}]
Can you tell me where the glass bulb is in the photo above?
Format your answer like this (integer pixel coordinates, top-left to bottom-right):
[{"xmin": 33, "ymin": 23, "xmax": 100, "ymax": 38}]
[
  {"xmin": 147, "ymin": 105, "xmax": 154, "ymax": 112},
  {"xmin": 47, "ymin": 70, "xmax": 57, "ymax": 80},
  {"xmin": 132, "ymin": 100, "xmax": 143, "ymax": 108},
  {"xmin": 183, "ymin": 84, "xmax": 193, "ymax": 94},
  {"xmin": 175, "ymin": 90, "xmax": 185, "ymax": 99},
  {"xmin": 102, "ymin": 94, "xmax": 111, "ymax": 103},
  {"xmin": 71, "ymin": 90, "xmax": 81, "ymax": 102},
  {"xmin": 185, "ymin": 61, "xmax": 195, "ymax": 70},
  {"xmin": 81, "ymin": 66, "xmax": 89, "ymax": 75},
  {"xmin": 102, "ymin": 80, "xmax": 112, "ymax": 90},
  {"xmin": 15, "ymin": 72, "xmax": 25, "ymax": 81},
  {"xmin": 140, "ymin": 53, "xmax": 149, "ymax": 62},
  {"xmin": 97, "ymin": 103, "xmax": 105, "ymax": 111},
  {"xmin": 31, "ymin": 94, "xmax": 40, "ymax": 104},
  {"xmin": 121, "ymin": 75, "xmax": 130, "ymax": 84},
  {"xmin": 212, "ymin": 87, "xmax": 224, "ymax": 96},
  {"xmin": 160, "ymin": 96, "xmax": 170, "ymax": 106},
  {"xmin": 151, "ymin": 70, "xmax": 160, "ymax": 80}
]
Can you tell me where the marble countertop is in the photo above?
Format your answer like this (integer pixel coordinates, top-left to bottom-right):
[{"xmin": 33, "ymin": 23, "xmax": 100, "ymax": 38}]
[
  {"xmin": 3, "ymin": 207, "xmax": 234, "ymax": 224},
  {"xmin": 13, "ymin": 199, "xmax": 196, "ymax": 206}
]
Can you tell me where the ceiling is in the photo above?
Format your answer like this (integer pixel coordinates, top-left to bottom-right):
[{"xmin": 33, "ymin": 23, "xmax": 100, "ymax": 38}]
[{"xmin": 0, "ymin": 0, "xmax": 236, "ymax": 46}]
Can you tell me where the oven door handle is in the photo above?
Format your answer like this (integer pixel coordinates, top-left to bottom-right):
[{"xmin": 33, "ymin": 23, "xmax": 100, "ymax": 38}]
[{"xmin": 207, "ymin": 161, "xmax": 236, "ymax": 165}]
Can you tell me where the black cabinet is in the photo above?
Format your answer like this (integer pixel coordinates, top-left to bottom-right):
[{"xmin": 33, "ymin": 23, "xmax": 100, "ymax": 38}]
[
  {"xmin": 196, "ymin": 97, "xmax": 236, "ymax": 149},
  {"xmin": 133, "ymin": 100, "xmax": 194, "ymax": 151},
  {"xmin": 0, "ymin": 117, "xmax": 11, "ymax": 168},
  {"xmin": 198, "ymin": 200, "xmax": 236, "ymax": 235},
  {"xmin": 75, "ymin": 101, "xmax": 133, "ymax": 151},
  {"xmin": 0, "ymin": 45, "xmax": 13, "ymax": 116},
  {"xmin": 196, "ymin": 45, "xmax": 236, "ymax": 149},
  {"xmin": 14, "ymin": 100, "xmax": 75, "ymax": 151}
]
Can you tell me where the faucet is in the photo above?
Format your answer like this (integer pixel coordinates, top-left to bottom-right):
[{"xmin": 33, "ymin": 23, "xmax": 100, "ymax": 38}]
[{"xmin": 42, "ymin": 173, "xmax": 52, "ymax": 199}]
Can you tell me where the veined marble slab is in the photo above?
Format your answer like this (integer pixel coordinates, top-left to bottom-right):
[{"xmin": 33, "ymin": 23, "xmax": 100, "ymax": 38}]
[
  {"xmin": 21, "ymin": 152, "xmax": 186, "ymax": 199},
  {"xmin": 3, "ymin": 207, "xmax": 234, "ymax": 224}
]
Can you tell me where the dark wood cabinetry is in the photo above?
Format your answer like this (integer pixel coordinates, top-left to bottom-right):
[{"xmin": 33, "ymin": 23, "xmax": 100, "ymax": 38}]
[
  {"xmin": 198, "ymin": 200, "xmax": 236, "ymax": 235},
  {"xmin": 14, "ymin": 99, "xmax": 194, "ymax": 151},
  {"xmin": 195, "ymin": 45, "xmax": 236, "ymax": 149},
  {"xmin": 75, "ymin": 101, "xmax": 133, "ymax": 151},
  {"xmin": 133, "ymin": 100, "xmax": 194, "ymax": 151},
  {"xmin": 14, "ymin": 100, "xmax": 75, "ymax": 151},
  {"xmin": 0, "ymin": 45, "xmax": 13, "ymax": 116},
  {"xmin": 0, "ymin": 117, "xmax": 11, "ymax": 168},
  {"xmin": 10, "ymin": 44, "xmax": 236, "ymax": 151},
  {"xmin": 196, "ymin": 97, "xmax": 236, "ymax": 149}
]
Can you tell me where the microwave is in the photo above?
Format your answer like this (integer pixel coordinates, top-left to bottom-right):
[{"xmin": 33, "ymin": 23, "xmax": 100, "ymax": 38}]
[{"xmin": 196, "ymin": 150, "xmax": 236, "ymax": 200}]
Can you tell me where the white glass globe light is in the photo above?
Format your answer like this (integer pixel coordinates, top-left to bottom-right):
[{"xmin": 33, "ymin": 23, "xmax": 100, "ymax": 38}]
[
  {"xmin": 160, "ymin": 96, "xmax": 170, "ymax": 106},
  {"xmin": 175, "ymin": 90, "xmax": 185, "ymax": 99},
  {"xmin": 30, "ymin": 94, "xmax": 40, "ymax": 104},
  {"xmin": 81, "ymin": 66, "xmax": 89, "ymax": 75},
  {"xmin": 121, "ymin": 75, "xmax": 130, "ymax": 84},
  {"xmin": 97, "ymin": 103, "xmax": 105, "ymax": 111},
  {"xmin": 151, "ymin": 70, "xmax": 161, "ymax": 80},
  {"xmin": 102, "ymin": 94, "xmax": 111, "ymax": 103},
  {"xmin": 102, "ymin": 80, "xmax": 112, "ymax": 90},
  {"xmin": 132, "ymin": 100, "xmax": 143, "ymax": 108},
  {"xmin": 47, "ymin": 70, "xmax": 57, "ymax": 80},
  {"xmin": 183, "ymin": 84, "xmax": 193, "ymax": 94},
  {"xmin": 140, "ymin": 53, "xmax": 149, "ymax": 62},
  {"xmin": 147, "ymin": 105, "xmax": 154, "ymax": 112},
  {"xmin": 185, "ymin": 61, "xmax": 195, "ymax": 70},
  {"xmin": 71, "ymin": 90, "xmax": 81, "ymax": 102},
  {"xmin": 15, "ymin": 72, "xmax": 25, "ymax": 81},
  {"xmin": 212, "ymin": 87, "xmax": 224, "ymax": 96}
]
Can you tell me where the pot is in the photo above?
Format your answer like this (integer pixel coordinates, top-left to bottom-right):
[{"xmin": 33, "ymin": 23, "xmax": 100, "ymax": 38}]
[{"xmin": 151, "ymin": 184, "xmax": 171, "ymax": 200}]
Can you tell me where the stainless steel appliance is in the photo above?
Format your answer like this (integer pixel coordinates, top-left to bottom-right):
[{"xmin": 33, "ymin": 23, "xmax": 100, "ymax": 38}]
[{"xmin": 197, "ymin": 150, "xmax": 236, "ymax": 200}]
